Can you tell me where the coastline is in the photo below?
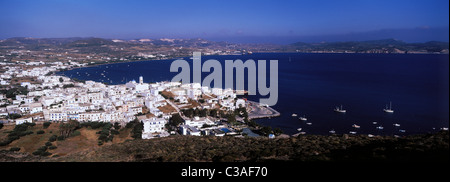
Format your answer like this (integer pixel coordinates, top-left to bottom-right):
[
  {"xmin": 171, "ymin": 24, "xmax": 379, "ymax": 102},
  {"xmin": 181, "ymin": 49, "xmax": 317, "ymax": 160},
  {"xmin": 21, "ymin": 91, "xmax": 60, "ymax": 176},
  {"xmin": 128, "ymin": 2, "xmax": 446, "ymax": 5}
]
[{"xmin": 56, "ymin": 52, "xmax": 449, "ymax": 73}]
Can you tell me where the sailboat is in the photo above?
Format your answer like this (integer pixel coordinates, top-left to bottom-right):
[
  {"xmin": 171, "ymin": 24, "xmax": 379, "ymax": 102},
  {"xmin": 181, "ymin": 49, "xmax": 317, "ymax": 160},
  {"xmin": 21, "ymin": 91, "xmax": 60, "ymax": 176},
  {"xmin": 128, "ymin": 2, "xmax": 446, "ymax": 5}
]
[
  {"xmin": 299, "ymin": 115, "xmax": 307, "ymax": 121},
  {"xmin": 383, "ymin": 102, "xmax": 394, "ymax": 113},
  {"xmin": 334, "ymin": 105, "xmax": 346, "ymax": 113}
]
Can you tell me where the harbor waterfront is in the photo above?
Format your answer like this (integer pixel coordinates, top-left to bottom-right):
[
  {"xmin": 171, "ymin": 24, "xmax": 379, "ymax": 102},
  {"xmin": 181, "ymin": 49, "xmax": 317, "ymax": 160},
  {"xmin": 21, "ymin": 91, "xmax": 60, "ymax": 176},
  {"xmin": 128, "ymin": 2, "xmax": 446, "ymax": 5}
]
[{"xmin": 60, "ymin": 53, "xmax": 450, "ymax": 136}]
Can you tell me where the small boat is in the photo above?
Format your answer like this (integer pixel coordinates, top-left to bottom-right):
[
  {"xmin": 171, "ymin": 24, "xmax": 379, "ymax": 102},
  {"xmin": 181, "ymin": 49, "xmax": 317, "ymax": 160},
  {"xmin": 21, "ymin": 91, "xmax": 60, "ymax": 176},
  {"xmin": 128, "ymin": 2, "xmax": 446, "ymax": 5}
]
[
  {"xmin": 372, "ymin": 121, "xmax": 378, "ymax": 125},
  {"xmin": 368, "ymin": 134, "xmax": 375, "ymax": 137},
  {"xmin": 306, "ymin": 122, "xmax": 312, "ymax": 125},
  {"xmin": 329, "ymin": 130, "xmax": 336, "ymax": 134},
  {"xmin": 352, "ymin": 124, "xmax": 360, "ymax": 129},
  {"xmin": 376, "ymin": 126, "xmax": 384, "ymax": 130},
  {"xmin": 299, "ymin": 115, "xmax": 307, "ymax": 121},
  {"xmin": 383, "ymin": 102, "xmax": 394, "ymax": 113},
  {"xmin": 292, "ymin": 113, "xmax": 298, "ymax": 117},
  {"xmin": 299, "ymin": 132, "xmax": 306, "ymax": 135},
  {"xmin": 393, "ymin": 123, "xmax": 400, "ymax": 127},
  {"xmin": 334, "ymin": 105, "xmax": 346, "ymax": 113},
  {"xmin": 441, "ymin": 127, "xmax": 449, "ymax": 131},
  {"xmin": 349, "ymin": 131, "xmax": 357, "ymax": 134},
  {"xmin": 297, "ymin": 128, "xmax": 302, "ymax": 131},
  {"xmin": 399, "ymin": 129, "xmax": 406, "ymax": 133},
  {"xmin": 394, "ymin": 135, "xmax": 400, "ymax": 138}
]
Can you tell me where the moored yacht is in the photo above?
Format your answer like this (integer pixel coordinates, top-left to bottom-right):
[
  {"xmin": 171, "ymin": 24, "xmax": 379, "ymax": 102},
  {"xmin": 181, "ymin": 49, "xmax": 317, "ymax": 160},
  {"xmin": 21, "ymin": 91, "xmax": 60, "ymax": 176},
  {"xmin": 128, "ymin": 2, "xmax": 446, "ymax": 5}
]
[
  {"xmin": 299, "ymin": 115, "xmax": 307, "ymax": 121},
  {"xmin": 383, "ymin": 102, "xmax": 394, "ymax": 113},
  {"xmin": 334, "ymin": 105, "xmax": 346, "ymax": 113}
]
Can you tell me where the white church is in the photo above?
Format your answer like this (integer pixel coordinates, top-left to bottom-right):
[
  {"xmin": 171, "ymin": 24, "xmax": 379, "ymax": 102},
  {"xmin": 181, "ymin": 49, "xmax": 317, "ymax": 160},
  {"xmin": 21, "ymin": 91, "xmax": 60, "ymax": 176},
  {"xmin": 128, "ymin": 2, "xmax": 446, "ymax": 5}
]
[{"xmin": 125, "ymin": 76, "xmax": 149, "ymax": 93}]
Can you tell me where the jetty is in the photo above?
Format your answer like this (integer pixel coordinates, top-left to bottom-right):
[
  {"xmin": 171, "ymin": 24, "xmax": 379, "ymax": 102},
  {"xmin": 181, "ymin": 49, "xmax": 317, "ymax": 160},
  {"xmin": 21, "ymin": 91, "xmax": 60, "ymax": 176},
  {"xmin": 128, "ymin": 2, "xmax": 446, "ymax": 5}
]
[{"xmin": 247, "ymin": 100, "xmax": 280, "ymax": 120}]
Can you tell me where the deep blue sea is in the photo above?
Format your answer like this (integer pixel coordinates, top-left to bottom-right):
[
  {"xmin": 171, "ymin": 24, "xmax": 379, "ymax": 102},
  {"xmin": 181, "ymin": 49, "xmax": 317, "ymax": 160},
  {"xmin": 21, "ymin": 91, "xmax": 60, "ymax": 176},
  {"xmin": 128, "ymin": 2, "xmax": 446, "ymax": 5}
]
[{"xmin": 60, "ymin": 53, "xmax": 449, "ymax": 135}]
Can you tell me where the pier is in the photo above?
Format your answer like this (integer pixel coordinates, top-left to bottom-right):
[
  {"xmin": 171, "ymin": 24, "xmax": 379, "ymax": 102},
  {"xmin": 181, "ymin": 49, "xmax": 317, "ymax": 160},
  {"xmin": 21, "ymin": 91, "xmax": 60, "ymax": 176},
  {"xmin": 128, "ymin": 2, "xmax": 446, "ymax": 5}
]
[{"xmin": 247, "ymin": 100, "xmax": 280, "ymax": 120}]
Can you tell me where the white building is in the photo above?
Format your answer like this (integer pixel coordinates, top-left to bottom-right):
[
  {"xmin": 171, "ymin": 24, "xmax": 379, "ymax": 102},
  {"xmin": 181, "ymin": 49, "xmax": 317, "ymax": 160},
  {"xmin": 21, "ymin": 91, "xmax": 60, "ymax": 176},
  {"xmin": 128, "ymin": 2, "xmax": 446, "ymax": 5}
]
[
  {"xmin": 235, "ymin": 99, "xmax": 246, "ymax": 108},
  {"xmin": 15, "ymin": 117, "xmax": 33, "ymax": 125},
  {"xmin": 142, "ymin": 117, "xmax": 167, "ymax": 139},
  {"xmin": 79, "ymin": 112, "xmax": 104, "ymax": 122},
  {"xmin": 29, "ymin": 103, "xmax": 43, "ymax": 114},
  {"xmin": 211, "ymin": 88, "xmax": 222, "ymax": 95},
  {"xmin": 185, "ymin": 116, "xmax": 215, "ymax": 128},
  {"xmin": 49, "ymin": 112, "xmax": 67, "ymax": 121},
  {"xmin": 179, "ymin": 125, "xmax": 201, "ymax": 136}
]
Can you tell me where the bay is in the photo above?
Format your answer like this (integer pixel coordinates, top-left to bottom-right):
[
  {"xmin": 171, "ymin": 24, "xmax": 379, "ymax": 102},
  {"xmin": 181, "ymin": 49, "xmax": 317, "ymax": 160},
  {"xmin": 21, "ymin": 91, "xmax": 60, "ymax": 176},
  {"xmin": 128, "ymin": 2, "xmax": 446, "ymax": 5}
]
[{"xmin": 60, "ymin": 53, "xmax": 449, "ymax": 135}]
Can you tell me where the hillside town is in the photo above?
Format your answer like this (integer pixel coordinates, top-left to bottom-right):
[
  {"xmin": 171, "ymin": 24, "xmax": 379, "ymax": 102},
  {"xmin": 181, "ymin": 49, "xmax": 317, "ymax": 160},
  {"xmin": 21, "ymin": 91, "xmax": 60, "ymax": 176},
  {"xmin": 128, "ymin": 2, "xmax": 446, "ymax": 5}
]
[{"xmin": 0, "ymin": 60, "xmax": 281, "ymax": 140}]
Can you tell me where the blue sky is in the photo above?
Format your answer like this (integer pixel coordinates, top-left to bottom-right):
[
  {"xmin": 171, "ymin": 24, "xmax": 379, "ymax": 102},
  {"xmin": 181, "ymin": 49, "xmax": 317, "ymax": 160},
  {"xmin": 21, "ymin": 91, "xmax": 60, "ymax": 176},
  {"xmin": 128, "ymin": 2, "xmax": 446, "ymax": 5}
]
[{"xmin": 0, "ymin": 0, "xmax": 448, "ymax": 43}]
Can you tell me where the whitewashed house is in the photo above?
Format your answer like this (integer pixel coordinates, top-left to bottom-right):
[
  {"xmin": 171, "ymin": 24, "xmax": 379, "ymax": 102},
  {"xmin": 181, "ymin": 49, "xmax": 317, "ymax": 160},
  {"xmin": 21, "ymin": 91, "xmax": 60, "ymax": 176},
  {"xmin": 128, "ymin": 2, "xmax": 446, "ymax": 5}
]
[
  {"xmin": 29, "ymin": 103, "xmax": 43, "ymax": 114},
  {"xmin": 15, "ymin": 117, "xmax": 33, "ymax": 125},
  {"xmin": 179, "ymin": 125, "xmax": 201, "ymax": 136},
  {"xmin": 211, "ymin": 88, "xmax": 223, "ymax": 96},
  {"xmin": 142, "ymin": 117, "xmax": 167, "ymax": 138},
  {"xmin": 49, "ymin": 112, "xmax": 67, "ymax": 121},
  {"xmin": 185, "ymin": 116, "xmax": 215, "ymax": 128}
]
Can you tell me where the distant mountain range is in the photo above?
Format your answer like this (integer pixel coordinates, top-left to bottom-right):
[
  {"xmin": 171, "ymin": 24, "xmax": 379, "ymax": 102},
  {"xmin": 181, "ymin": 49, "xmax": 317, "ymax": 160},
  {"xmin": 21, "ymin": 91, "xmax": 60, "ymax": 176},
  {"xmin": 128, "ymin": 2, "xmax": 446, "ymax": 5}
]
[{"xmin": 0, "ymin": 37, "xmax": 448, "ymax": 54}]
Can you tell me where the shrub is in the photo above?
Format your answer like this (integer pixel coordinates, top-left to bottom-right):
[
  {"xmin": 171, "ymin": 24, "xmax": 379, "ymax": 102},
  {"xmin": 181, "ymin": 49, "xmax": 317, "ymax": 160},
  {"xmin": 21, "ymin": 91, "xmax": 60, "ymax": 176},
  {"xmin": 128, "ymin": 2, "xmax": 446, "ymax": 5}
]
[
  {"xmin": 45, "ymin": 142, "xmax": 53, "ymax": 146},
  {"xmin": 0, "ymin": 140, "xmax": 12, "ymax": 146},
  {"xmin": 0, "ymin": 123, "xmax": 3, "ymax": 130},
  {"xmin": 70, "ymin": 130, "xmax": 81, "ymax": 137},
  {"xmin": 98, "ymin": 134, "xmax": 108, "ymax": 141},
  {"xmin": 48, "ymin": 146, "xmax": 57, "ymax": 150},
  {"xmin": 41, "ymin": 151, "xmax": 52, "ymax": 156},
  {"xmin": 38, "ymin": 146, "xmax": 48, "ymax": 151},
  {"xmin": 32, "ymin": 150, "xmax": 43, "ymax": 156},
  {"xmin": 113, "ymin": 122, "xmax": 121, "ymax": 130},
  {"xmin": 90, "ymin": 122, "xmax": 105, "ymax": 129},
  {"xmin": 37, "ymin": 130, "xmax": 45, "ymax": 134},
  {"xmin": 33, "ymin": 146, "xmax": 49, "ymax": 156},
  {"xmin": 48, "ymin": 135, "xmax": 58, "ymax": 142},
  {"xmin": 110, "ymin": 129, "xmax": 120, "ymax": 135},
  {"xmin": 57, "ymin": 135, "xmax": 65, "ymax": 141},
  {"xmin": 107, "ymin": 135, "xmax": 114, "ymax": 142},
  {"xmin": 9, "ymin": 147, "xmax": 20, "ymax": 151},
  {"xmin": 43, "ymin": 122, "xmax": 51, "ymax": 129}
]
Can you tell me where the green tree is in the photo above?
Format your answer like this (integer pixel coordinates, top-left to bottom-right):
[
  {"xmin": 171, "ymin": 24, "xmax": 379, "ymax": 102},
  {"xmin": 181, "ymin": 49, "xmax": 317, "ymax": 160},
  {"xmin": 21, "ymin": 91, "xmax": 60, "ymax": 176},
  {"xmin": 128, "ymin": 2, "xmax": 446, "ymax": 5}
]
[
  {"xmin": 169, "ymin": 113, "xmax": 184, "ymax": 127},
  {"xmin": 43, "ymin": 122, "xmax": 51, "ymax": 129},
  {"xmin": 227, "ymin": 113, "xmax": 237, "ymax": 125},
  {"xmin": 260, "ymin": 126, "xmax": 273, "ymax": 136},
  {"xmin": 273, "ymin": 128, "xmax": 283, "ymax": 136},
  {"xmin": 113, "ymin": 122, "xmax": 121, "ymax": 130},
  {"xmin": 59, "ymin": 120, "xmax": 80, "ymax": 139}
]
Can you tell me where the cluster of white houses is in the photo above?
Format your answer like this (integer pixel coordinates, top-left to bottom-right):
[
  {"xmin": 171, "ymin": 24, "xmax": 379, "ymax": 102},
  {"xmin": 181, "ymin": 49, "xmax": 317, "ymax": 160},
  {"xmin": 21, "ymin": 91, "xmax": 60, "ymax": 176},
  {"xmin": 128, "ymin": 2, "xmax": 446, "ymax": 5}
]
[{"xmin": 1, "ymin": 64, "xmax": 247, "ymax": 139}]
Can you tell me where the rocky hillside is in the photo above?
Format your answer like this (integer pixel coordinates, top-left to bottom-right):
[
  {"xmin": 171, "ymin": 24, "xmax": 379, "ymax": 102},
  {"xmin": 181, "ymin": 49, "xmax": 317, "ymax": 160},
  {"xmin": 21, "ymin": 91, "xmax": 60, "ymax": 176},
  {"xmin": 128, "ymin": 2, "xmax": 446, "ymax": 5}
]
[{"xmin": 27, "ymin": 131, "xmax": 448, "ymax": 162}]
